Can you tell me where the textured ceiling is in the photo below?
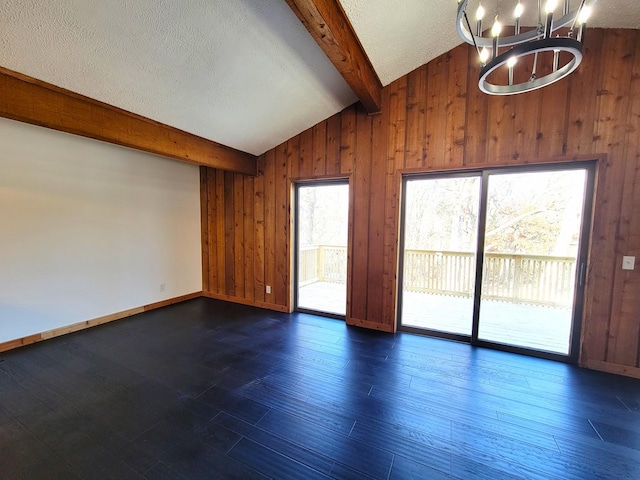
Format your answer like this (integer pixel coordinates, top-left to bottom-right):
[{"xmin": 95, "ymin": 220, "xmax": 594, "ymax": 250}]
[
  {"xmin": 1, "ymin": 0, "xmax": 638, "ymax": 156},
  {"xmin": 0, "ymin": 0, "xmax": 356, "ymax": 155},
  {"xmin": 340, "ymin": 0, "xmax": 640, "ymax": 86}
]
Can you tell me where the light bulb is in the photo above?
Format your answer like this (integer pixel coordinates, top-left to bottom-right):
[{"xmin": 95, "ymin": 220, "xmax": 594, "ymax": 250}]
[
  {"xmin": 545, "ymin": 0, "xmax": 558, "ymax": 14},
  {"xmin": 491, "ymin": 18, "xmax": 502, "ymax": 37},
  {"xmin": 507, "ymin": 57, "xmax": 518, "ymax": 68},
  {"xmin": 479, "ymin": 47, "xmax": 490, "ymax": 63},
  {"xmin": 514, "ymin": 2, "xmax": 524, "ymax": 18},
  {"xmin": 578, "ymin": 6, "xmax": 592, "ymax": 24},
  {"xmin": 476, "ymin": 4, "xmax": 485, "ymax": 21}
]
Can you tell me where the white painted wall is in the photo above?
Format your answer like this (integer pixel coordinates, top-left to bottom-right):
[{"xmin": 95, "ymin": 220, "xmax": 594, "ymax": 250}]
[{"xmin": 0, "ymin": 118, "xmax": 202, "ymax": 343}]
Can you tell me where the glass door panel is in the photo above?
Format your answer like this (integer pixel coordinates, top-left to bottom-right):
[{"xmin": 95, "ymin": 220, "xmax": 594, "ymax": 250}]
[
  {"xmin": 400, "ymin": 176, "xmax": 481, "ymax": 336},
  {"xmin": 477, "ymin": 169, "xmax": 588, "ymax": 355},
  {"xmin": 295, "ymin": 182, "xmax": 349, "ymax": 316}
]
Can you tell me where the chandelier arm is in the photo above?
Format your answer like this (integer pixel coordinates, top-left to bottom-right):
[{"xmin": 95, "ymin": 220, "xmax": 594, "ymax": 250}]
[
  {"xmin": 538, "ymin": 0, "xmax": 542, "ymax": 26},
  {"xmin": 570, "ymin": 0, "xmax": 588, "ymax": 31}
]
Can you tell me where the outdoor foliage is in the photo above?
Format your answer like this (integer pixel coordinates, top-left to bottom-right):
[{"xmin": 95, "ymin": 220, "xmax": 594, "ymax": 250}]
[{"xmin": 404, "ymin": 170, "xmax": 586, "ymax": 257}]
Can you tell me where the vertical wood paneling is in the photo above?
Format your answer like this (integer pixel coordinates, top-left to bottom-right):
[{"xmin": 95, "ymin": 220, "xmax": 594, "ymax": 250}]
[
  {"xmin": 382, "ymin": 77, "xmax": 407, "ymax": 326},
  {"xmin": 426, "ymin": 53, "xmax": 450, "ymax": 168},
  {"xmin": 536, "ymin": 80, "xmax": 569, "ymax": 159},
  {"xmin": 288, "ymin": 136, "xmax": 301, "ymax": 180},
  {"xmin": 243, "ymin": 175, "xmax": 255, "ymax": 303},
  {"xmin": 340, "ymin": 105, "xmax": 356, "ymax": 318},
  {"xmin": 487, "ymin": 95, "xmax": 517, "ymax": 164},
  {"xmin": 351, "ymin": 105, "xmax": 373, "ymax": 321},
  {"xmin": 326, "ymin": 114, "xmax": 342, "ymax": 176},
  {"xmin": 566, "ymin": 29, "xmax": 604, "ymax": 155},
  {"xmin": 606, "ymin": 31, "xmax": 640, "ymax": 367},
  {"xmin": 585, "ymin": 30, "xmax": 637, "ymax": 364},
  {"xmin": 254, "ymin": 156, "xmax": 266, "ymax": 302},
  {"xmin": 465, "ymin": 45, "xmax": 488, "ymax": 165},
  {"xmin": 207, "ymin": 171, "xmax": 218, "ymax": 292},
  {"xmin": 215, "ymin": 170, "xmax": 226, "ymax": 293},
  {"xmin": 224, "ymin": 172, "xmax": 235, "ymax": 295},
  {"xmin": 511, "ymin": 90, "xmax": 540, "ymax": 163},
  {"xmin": 200, "ymin": 167, "xmax": 210, "ymax": 292},
  {"xmin": 313, "ymin": 122, "xmax": 327, "ymax": 176},
  {"xmin": 298, "ymin": 128, "xmax": 314, "ymax": 178},
  {"xmin": 233, "ymin": 174, "xmax": 245, "ymax": 297},
  {"xmin": 367, "ymin": 88, "xmax": 390, "ymax": 322},
  {"xmin": 340, "ymin": 106, "xmax": 356, "ymax": 174},
  {"xmin": 264, "ymin": 150, "xmax": 276, "ymax": 302},
  {"xmin": 405, "ymin": 65, "xmax": 426, "ymax": 168},
  {"xmin": 445, "ymin": 46, "xmax": 468, "ymax": 167},
  {"xmin": 201, "ymin": 29, "xmax": 640, "ymax": 377},
  {"xmin": 274, "ymin": 143, "xmax": 289, "ymax": 306}
]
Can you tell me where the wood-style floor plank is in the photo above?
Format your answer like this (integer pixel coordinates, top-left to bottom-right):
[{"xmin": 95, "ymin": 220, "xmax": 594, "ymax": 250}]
[{"xmin": 0, "ymin": 297, "xmax": 639, "ymax": 479}]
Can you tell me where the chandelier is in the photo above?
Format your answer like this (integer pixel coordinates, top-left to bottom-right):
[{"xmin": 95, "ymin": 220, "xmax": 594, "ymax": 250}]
[{"xmin": 456, "ymin": 0, "xmax": 597, "ymax": 95}]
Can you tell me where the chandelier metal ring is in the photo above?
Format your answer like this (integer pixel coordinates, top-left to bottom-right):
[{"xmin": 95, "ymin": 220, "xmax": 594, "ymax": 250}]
[
  {"xmin": 479, "ymin": 37, "xmax": 583, "ymax": 95},
  {"xmin": 455, "ymin": 0, "xmax": 597, "ymax": 95},
  {"xmin": 456, "ymin": 0, "xmax": 593, "ymax": 48}
]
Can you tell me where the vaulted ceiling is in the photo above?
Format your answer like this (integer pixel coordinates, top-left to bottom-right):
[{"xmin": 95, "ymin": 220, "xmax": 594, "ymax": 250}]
[{"xmin": 1, "ymin": 0, "xmax": 638, "ymax": 156}]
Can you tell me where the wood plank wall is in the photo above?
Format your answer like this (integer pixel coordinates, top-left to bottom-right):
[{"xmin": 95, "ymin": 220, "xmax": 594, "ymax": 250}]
[{"xmin": 201, "ymin": 28, "xmax": 640, "ymax": 378}]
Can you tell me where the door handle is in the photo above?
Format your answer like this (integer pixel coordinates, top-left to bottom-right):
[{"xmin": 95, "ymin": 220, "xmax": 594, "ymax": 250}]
[{"xmin": 579, "ymin": 262, "xmax": 587, "ymax": 287}]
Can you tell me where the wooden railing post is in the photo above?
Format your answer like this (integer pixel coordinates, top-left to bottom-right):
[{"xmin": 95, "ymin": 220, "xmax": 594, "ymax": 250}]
[
  {"xmin": 513, "ymin": 255, "xmax": 522, "ymax": 302},
  {"xmin": 318, "ymin": 245, "xmax": 325, "ymax": 282}
]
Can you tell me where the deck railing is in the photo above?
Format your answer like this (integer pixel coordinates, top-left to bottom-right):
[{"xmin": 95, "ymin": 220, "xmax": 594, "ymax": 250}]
[
  {"xmin": 299, "ymin": 245, "xmax": 347, "ymax": 286},
  {"xmin": 403, "ymin": 250, "xmax": 576, "ymax": 307},
  {"xmin": 300, "ymin": 246, "xmax": 576, "ymax": 307}
]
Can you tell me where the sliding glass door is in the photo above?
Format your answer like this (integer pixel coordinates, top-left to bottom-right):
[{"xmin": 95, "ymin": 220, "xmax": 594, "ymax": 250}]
[
  {"xmin": 477, "ymin": 169, "xmax": 588, "ymax": 354},
  {"xmin": 399, "ymin": 164, "xmax": 593, "ymax": 360},
  {"xmin": 295, "ymin": 181, "xmax": 349, "ymax": 316},
  {"xmin": 400, "ymin": 175, "xmax": 481, "ymax": 336}
]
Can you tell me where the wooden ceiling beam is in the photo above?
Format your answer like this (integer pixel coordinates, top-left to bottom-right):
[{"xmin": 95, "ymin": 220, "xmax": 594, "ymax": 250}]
[
  {"xmin": 285, "ymin": 0, "xmax": 383, "ymax": 114},
  {"xmin": 0, "ymin": 67, "xmax": 257, "ymax": 175}
]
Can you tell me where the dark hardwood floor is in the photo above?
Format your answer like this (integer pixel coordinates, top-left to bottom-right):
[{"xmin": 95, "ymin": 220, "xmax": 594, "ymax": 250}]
[{"xmin": 1, "ymin": 298, "xmax": 639, "ymax": 479}]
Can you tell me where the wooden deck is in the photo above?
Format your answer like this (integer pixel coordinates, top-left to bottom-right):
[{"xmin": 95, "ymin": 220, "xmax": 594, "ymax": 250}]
[
  {"xmin": 298, "ymin": 281, "xmax": 347, "ymax": 316},
  {"xmin": 298, "ymin": 282, "xmax": 573, "ymax": 354}
]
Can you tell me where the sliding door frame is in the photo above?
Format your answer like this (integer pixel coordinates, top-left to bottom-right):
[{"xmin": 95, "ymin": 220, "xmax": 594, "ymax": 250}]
[
  {"xmin": 293, "ymin": 178, "xmax": 351, "ymax": 319},
  {"xmin": 398, "ymin": 161, "xmax": 596, "ymax": 363},
  {"xmin": 397, "ymin": 170, "xmax": 482, "ymax": 343}
]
